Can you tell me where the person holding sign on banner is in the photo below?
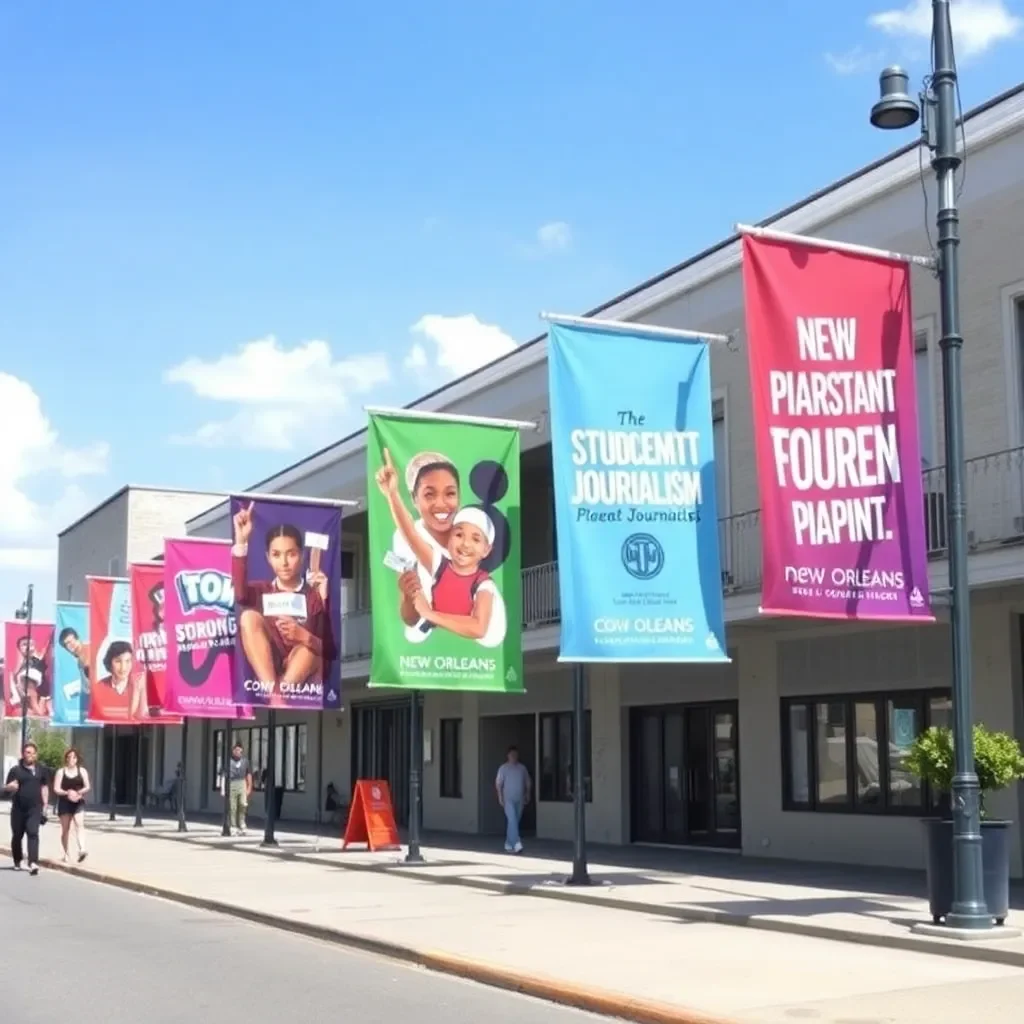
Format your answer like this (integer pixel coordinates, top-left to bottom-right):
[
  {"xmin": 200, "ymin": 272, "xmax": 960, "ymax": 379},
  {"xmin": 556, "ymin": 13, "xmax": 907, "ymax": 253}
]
[
  {"xmin": 231, "ymin": 502, "xmax": 333, "ymax": 696},
  {"xmin": 376, "ymin": 448, "xmax": 503, "ymax": 643}
]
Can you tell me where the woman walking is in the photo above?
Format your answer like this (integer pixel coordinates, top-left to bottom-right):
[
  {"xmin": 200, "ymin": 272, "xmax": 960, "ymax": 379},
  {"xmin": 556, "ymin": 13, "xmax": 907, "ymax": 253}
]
[{"xmin": 53, "ymin": 748, "xmax": 91, "ymax": 863}]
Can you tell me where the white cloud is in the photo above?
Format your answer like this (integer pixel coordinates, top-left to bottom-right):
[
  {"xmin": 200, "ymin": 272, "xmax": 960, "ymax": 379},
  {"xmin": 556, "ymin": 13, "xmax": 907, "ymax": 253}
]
[
  {"xmin": 825, "ymin": 45, "xmax": 885, "ymax": 74},
  {"xmin": 403, "ymin": 343, "xmax": 429, "ymax": 371},
  {"xmin": 165, "ymin": 335, "xmax": 391, "ymax": 450},
  {"xmin": 406, "ymin": 314, "xmax": 518, "ymax": 378},
  {"xmin": 0, "ymin": 373, "xmax": 109, "ymax": 597},
  {"xmin": 869, "ymin": 0, "xmax": 1022, "ymax": 57},
  {"xmin": 536, "ymin": 221, "xmax": 572, "ymax": 252}
]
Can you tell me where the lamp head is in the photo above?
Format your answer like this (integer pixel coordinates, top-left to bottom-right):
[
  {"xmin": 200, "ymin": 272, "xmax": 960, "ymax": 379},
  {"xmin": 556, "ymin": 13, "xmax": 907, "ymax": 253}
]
[{"xmin": 870, "ymin": 66, "xmax": 920, "ymax": 131}]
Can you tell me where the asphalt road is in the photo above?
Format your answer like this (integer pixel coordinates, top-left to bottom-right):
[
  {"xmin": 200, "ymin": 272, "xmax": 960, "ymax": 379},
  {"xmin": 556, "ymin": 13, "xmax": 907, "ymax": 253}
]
[{"xmin": 0, "ymin": 867, "xmax": 607, "ymax": 1024}]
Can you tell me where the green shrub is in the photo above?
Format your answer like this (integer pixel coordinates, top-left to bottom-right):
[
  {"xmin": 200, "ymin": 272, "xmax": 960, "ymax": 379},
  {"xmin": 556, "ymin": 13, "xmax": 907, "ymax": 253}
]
[
  {"xmin": 29, "ymin": 729, "xmax": 67, "ymax": 772},
  {"xmin": 904, "ymin": 724, "xmax": 1024, "ymax": 813}
]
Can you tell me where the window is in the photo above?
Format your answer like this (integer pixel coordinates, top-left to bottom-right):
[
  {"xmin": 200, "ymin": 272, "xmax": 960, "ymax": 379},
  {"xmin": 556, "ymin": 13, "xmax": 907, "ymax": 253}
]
[
  {"xmin": 439, "ymin": 718, "xmax": 462, "ymax": 798},
  {"xmin": 539, "ymin": 711, "xmax": 592, "ymax": 803},
  {"xmin": 782, "ymin": 690, "xmax": 951, "ymax": 814},
  {"xmin": 915, "ymin": 329, "xmax": 934, "ymax": 469},
  {"xmin": 212, "ymin": 723, "xmax": 308, "ymax": 793}
]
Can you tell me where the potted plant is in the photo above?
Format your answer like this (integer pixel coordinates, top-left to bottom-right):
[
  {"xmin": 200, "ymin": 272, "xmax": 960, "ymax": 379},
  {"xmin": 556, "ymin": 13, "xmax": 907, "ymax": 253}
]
[{"xmin": 904, "ymin": 724, "xmax": 1024, "ymax": 925}]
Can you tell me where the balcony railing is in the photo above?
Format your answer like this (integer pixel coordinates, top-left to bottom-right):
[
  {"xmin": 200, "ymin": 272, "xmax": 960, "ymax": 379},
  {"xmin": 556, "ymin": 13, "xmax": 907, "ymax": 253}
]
[{"xmin": 339, "ymin": 446, "xmax": 1024, "ymax": 661}]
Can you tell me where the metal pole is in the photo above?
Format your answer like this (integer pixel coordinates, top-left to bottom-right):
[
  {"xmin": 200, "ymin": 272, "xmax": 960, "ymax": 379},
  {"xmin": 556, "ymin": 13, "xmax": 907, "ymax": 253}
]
[
  {"xmin": 177, "ymin": 719, "xmax": 189, "ymax": 832},
  {"xmin": 108, "ymin": 725, "xmax": 117, "ymax": 820},
  {"xmin": 567, "ymin": 663, "xmax": 591, "ymax": 885},
  {"xmin": 221, "ymin": 720, "xmax": 232, "ymax": 837},
  {"xmin": 405, "ymin": 691, "xmax": 424, "ymax": 864},
  {"xmin": 316, "ymin": 712, "xmax": 324, "ymax": 830},
  {"xmin": 262, "ymin": 710, "xmax": 278, "ymax": 846},
  {"xmin": 932, "ymin": 0, "xmax": 988, "ymax": 929},
  {"xmin": 133, "ymin": 725, "xmax": 144, "ymax": 827},
  {"xmin": 20, "ymin": 584, "xmax": 34, "ymax": 749}
]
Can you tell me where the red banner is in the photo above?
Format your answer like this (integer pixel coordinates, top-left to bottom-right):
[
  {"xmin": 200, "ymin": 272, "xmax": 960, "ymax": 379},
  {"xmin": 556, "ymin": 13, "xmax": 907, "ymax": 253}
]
[
  {"xmin": 4, "ymin": 621, "xmax": 54, "ymax": 720},
  {"xmin": 741, "ymin": 234, "xmax": 933, "ymax": 621},
  {"xmin": 87, "ymin": 576, "xmax": 181, "ymax": 724},
  {"xmin": 131, "ymin": 563, "xmax": 181, "ymax": 721}
]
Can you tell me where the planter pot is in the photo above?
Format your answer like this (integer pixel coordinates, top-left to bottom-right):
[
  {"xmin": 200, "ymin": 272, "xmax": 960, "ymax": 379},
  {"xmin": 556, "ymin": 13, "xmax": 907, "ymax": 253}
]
[{"xmin": 922, "ymin": 818, "xmax": 1013, "ymax": 925}]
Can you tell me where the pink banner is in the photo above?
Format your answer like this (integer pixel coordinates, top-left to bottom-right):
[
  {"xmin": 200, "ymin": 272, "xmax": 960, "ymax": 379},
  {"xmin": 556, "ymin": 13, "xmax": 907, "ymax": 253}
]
[
  {"xmin": 741, "ymin": 234, "xmax": 934, "ymax": 620},
  {"xmin": 164, "ymin": 538, "xmax": 252, "ymax": 719},
  {"xmin": 4, "ymin": 621, "xmax": 54, "ymax": 720}
]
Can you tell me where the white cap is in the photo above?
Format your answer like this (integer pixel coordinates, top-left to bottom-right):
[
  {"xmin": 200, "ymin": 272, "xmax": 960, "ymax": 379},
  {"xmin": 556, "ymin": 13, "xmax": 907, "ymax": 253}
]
[
  {"xmin": 404, "ymin": 451, "xmax": 455, "ymax": 494},
  {"xmin": 452, "ymin": 507, "xmax": 495, "ymax": 546}
]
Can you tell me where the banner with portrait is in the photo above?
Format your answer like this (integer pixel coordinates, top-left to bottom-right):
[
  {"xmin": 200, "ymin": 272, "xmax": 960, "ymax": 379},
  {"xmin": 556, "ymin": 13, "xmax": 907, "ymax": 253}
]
[
  {"xmin": 87, "ymin": 576, "xmax": 179, "ymax": 724},
  {"xmin": 367, "ymin": 410, "xmax": 524, "ymax": 692},
  {"xmin": 740, "ymin": 232, "xmax": 934, "ymax": 620},
  {"xmin": 228, "ymin": 495, "xmax": 343, "ymax": 710},
  {"xmin": 163, "ymin": 538, "xmax": 253, "ymax": 719},
  {"xmin": 53, "ymin": 603, "xmax": 99, "ymax": 728},
  {"xmin": 547, "ymin": 320, "xmax": 729, "ymax": 662},
  {"xmin": 130, "ymin": 562, "xmax": 182, "ymax": 722},
  {"xmin": 4, "ymin": 620, "xmax": 55, "ymax": 720}
]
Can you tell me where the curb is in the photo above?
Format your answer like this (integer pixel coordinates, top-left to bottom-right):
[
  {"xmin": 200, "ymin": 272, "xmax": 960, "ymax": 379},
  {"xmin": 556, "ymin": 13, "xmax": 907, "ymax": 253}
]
[
  {"xmin": 91, "ymin": 823, "xmax": 1024, "ymax": 970},
  {"xmin": 0, "ymin": 844, "xmax": 732, "ymax": 1024}
]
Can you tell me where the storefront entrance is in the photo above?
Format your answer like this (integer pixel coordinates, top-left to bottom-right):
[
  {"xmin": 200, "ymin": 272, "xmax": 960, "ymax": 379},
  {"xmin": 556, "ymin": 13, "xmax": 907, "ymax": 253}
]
[
  {"xmin": 102, "ymin": 727, "xmax": 150, "ymax": 808},
  {"xmin": 351, "ymin": 699, "xmax": 412, "ymax": 827},
  {"xmin": 629, "ymin": 701, "xmax": 740, "ymax": 848}
]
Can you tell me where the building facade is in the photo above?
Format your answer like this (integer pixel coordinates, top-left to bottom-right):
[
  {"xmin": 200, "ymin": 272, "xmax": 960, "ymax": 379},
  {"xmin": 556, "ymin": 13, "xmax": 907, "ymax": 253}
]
[{"xmin": 68, "ymin": 85, "xmax": 1024, "ymax": 875}]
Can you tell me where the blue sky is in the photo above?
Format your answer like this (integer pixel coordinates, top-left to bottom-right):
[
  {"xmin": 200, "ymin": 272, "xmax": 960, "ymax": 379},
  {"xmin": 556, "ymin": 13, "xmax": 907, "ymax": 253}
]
[{"xmin": 2, "ymin": 0, "xmax": 1023, "ymax": 618}]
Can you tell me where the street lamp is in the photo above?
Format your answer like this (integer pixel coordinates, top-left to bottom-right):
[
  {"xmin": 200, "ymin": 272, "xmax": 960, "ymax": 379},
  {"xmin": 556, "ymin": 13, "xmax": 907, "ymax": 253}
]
[
  {"xmin": 870, "ymin": 0, "xmax": 989, "ymax": 930},
  {"xmin": 13, "ymin": 584, "xmax": 35, "ymax": 749}
]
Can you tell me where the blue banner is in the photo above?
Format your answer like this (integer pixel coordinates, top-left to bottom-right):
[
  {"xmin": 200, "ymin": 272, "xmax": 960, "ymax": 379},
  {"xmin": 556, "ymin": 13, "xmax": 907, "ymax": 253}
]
[
  {"xmin": 547, "ymin": 321, "xmax": 729, "ymax": 662},
  {"xmin": 53, "ymin": 602, "xmax": 99, "ymax": 727}
]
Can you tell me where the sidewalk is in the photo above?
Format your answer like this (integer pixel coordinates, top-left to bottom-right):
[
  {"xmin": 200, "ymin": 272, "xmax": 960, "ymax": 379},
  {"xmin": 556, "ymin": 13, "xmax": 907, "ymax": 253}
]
[
  {"xmin": 5, "ymin": 807, "xmax": 1024, "ymax": 1024},
  {"xmin": 87, "ymin": 807, "xmax": 1024, "ymax": 966}
]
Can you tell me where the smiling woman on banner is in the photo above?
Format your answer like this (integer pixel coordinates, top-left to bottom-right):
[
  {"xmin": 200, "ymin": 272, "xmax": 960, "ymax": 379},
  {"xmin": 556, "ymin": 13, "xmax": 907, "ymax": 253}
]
[
  {"xmin": 231, "ymin": 501, "xmax": 332, "ymax": 696},
  {"xmin": 385, "ymin": 449, "xmax": 461, "ymax": 636},
  {"xmin": 96, "ymin": 640, "xmax": 147, "ymax": 718}
]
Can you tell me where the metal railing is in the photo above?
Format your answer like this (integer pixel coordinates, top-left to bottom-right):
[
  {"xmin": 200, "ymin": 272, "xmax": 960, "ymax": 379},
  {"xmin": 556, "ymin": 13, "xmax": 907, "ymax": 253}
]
[{"xmin": 339, "ymin": 446, "xmax": 1024, "ymax": 660}]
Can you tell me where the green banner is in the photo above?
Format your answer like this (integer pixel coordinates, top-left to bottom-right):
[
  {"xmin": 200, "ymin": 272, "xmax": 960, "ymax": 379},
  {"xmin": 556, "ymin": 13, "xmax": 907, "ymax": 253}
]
[{"xmin": 367, "ymin": 412, "xmax": 524, "ymax": 692}]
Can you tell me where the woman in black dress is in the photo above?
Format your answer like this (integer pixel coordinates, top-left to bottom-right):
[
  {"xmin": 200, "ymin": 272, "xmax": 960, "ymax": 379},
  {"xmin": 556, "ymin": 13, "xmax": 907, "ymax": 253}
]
[{"xmin": 53, "ymin": 748, "xmax": 91, "ymax": 863}]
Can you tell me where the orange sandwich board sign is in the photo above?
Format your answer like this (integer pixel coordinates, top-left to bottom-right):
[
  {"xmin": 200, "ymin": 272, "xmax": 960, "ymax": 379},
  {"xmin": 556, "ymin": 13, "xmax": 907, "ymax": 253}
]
[{"xmin": 342, "ymin": 779, "xmax": 401, "ymax": 852}]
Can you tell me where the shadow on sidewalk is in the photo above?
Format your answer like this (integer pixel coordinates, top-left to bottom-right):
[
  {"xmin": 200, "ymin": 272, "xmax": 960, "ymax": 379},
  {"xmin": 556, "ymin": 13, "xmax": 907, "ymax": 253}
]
[{"xmin": 82, "ymin": 805, "xmax": 1024, "ymax": 917}]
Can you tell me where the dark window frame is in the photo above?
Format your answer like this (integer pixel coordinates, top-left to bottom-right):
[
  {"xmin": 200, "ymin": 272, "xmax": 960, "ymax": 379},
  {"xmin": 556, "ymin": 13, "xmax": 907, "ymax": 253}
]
[
  {"xmin": 539, "ymin": 710, "xmax": 593, "ymax": 803},
  {"xmin": 780, "ymin": 689, "xmax": 951, "ymax": 816},
  {"xmin": 439, "ymin": 718, "xmax": 463, "ymax": 799},
  {"xmin": 212, "ymin": 723, "xmax": 308, "ymax": 794}
]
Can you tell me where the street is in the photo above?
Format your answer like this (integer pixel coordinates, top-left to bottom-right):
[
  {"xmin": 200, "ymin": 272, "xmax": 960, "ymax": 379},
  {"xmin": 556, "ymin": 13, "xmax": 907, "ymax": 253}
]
[{"xmin": 0, "ymin": 868, "xmax": 606, "ymax": 1024}]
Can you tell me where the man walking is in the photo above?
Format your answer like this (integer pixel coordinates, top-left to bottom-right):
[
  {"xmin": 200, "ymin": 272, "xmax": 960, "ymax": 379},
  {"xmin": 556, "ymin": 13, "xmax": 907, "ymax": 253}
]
[
  {"xmin": 227, "ymin": 743, "xmax": 253, "ymax": 836},
  {"xmin": 495, "ymin": 745, "xmax": 531, "ymax": 854},
  {"xmin": 4, "ymin": 742, "xmax": 50, "ymax": 875}
]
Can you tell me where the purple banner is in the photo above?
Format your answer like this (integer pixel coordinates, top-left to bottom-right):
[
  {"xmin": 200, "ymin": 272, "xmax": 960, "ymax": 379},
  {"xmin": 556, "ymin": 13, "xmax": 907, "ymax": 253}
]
[{"xmin": 229, "ymin": 495, "xmax": 342, "ymax": 710}]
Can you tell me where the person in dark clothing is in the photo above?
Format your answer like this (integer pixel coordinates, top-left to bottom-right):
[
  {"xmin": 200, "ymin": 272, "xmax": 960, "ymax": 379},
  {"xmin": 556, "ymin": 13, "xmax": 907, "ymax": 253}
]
[{"xmin": 4, "ymin": 742, "xmax": 50, "ymax": 875}]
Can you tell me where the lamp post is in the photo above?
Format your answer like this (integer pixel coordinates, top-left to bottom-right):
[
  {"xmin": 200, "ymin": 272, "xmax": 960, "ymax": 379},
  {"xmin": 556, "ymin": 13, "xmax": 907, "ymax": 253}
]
[
  {"xmin": 14, "ymin": 584, "xmax": 34, "ymax": 749},
  {"xmin": 262, "ymin": 710, "xmax": 278, "ymax": 847},
  {"xmin": 405, "ymin": 690, "xmax": 424, "ymax": 864},
  {"xmin": 870, "ymin": 0, "xmax": 988, "ymax": 930}
]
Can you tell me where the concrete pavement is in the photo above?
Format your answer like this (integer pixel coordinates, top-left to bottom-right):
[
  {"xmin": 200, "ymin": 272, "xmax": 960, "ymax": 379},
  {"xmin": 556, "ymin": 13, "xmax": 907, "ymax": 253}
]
[
  {"xmin": 4, "ymin": 806, "xmax": 1024, "ymax": 1023},
  {"xmin": 85, "ymin": 808, "xmax": 1024, "ymax": 966}
]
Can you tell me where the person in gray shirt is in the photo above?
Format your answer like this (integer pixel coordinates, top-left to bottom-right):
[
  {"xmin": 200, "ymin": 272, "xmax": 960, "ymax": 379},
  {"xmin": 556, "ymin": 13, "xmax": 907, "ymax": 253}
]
[
  {"xmin": 495, "ymin": 746, "xmax": 531, "ymax": 853},
  {"xmin": 227, "ymin": 743, "xmax": 253, "ymax": 835}
]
